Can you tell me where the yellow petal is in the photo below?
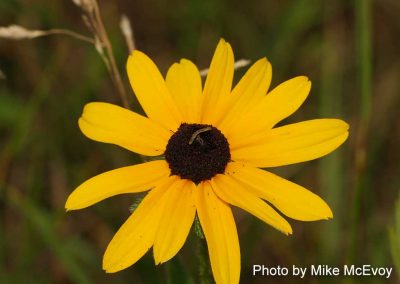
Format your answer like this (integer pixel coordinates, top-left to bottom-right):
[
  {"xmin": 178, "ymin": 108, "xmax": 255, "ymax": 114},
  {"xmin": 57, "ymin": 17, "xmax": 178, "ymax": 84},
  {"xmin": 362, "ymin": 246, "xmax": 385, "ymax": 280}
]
[
  {"xmin": 260, "ymin": 76, "xmax": 311, "ymax": 127},
  {"xmin": 231, "ymin": 119, "xmax": 349, "ymax": 167},
  {"xmin": 196, "ymin": 182, "xmax": 240, "ymax": 284},
  {"xmin": 201, "ymin": 39, "xmax": 234, "ymax": 125},
  {"xmin": 225, "ymin": 162, "xmax": 333, "ymax": 221},
  {"xmin": 153, "ymin": 180, "xmax": 196, "ymax": 264},
  {"xmin": 79, "ymin": 102, "xmax": 170, "ymax": 156},
  {"xmin": 65, "ymin": 160, "xmax": 170, "ymax": 211},
  {"xmin": 211, "ymin": 175, "xmax": 292, "ymax": 235},
  {"xmin": 127, "ymin": 50, "xmax": 183, "ymax": 130},
  {"xmin": 166, "ymin": 59, "xmax": 202, "ymax": 123},
  {"xmin": 227, "ymin": 77, "xmax": 311, "ymax": 147},
  {"xmin": 103, "ymin": 176, "xmax": 178, "ymax": 273},
  {"xmin": 218, "ymin": 58, "xmax": 272, "ymax": 134}
]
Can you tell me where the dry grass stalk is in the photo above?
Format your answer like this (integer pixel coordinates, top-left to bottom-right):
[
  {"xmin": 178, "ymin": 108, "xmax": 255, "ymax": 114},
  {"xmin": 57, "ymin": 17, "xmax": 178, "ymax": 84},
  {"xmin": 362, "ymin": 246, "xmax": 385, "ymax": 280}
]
[
  {"xmin": 71, "ymin": 0, "xmax": 94, "ymax": 13},
  {"xmin": 0, "ymin": 25, "xmax": 45, "ymax": 39},
  {"xmin": 0, "ymin": 24, "xmax": 95, "ymax": 44},
  {"xmin": 1, "ymin": 1, "xmax": 130, "ymax": 108},
  {"xmin": 0, "ymin": 69, "xmax": 5, "ymax": 80},
  {"xmin": 120, "ymin": 15, "xmax": 135, "ymax": 53},
  {"xmin": 74, "ymin": 0, "xmax": 130, "ymax": 108},
  {"xmin": 199, "ymin": 58, "xmax": 251, "ymax": 77}
]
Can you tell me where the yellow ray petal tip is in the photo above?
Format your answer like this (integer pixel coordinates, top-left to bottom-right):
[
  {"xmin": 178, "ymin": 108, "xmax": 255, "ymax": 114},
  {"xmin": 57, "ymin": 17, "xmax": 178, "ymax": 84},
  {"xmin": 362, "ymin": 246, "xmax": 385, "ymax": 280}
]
[
  {"xmin": 285, "ymin": 227, "xmax": 293, "ymax": 236},
  {"xmin": 218, "ymin": 37, "xmax": 227, "ymax": 44},
  {"xmin": 326, "ymin": 208, "xmax": 334, "ymax": 220},
  {"xmin": 64, "ymin": 203, "xmax": 77, "ymax": 212},
  {"xmin": 102, "ymin": 261, "xmax": 120, "ymax": 274}
]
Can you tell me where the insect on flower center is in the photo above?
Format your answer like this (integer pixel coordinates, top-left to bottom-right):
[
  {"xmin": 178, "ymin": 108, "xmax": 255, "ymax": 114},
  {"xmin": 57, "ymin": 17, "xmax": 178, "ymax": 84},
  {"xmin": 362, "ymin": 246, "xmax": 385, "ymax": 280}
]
[{"xmin": 165, "ymin": 123, "xmax": 231, "ymax": 184}]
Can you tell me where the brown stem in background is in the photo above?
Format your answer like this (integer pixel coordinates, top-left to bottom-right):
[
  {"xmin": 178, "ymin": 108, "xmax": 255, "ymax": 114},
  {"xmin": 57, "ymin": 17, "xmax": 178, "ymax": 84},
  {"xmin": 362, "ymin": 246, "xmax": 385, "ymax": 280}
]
[
  {"xmin": 42, "ymin": 29, "xmax": 96, "ymax": 44},
  {"xmin": 72, "ymin": 0, "xmax": 130, "ymax": 108},
  {"xmin": 89, "ymin": 0, "xmax": 130, "ymax": 108}
]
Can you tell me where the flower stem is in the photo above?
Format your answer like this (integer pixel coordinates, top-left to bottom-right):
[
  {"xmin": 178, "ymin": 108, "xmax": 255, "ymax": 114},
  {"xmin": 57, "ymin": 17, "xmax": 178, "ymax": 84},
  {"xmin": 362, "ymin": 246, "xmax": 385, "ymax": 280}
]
[
  {"xmin": 194, "ymin": 215, "xmax": 212, "ymax": 284},
  {"xmin": 196, "ymin": 237, "xmax": 212, "ymax": 284}
]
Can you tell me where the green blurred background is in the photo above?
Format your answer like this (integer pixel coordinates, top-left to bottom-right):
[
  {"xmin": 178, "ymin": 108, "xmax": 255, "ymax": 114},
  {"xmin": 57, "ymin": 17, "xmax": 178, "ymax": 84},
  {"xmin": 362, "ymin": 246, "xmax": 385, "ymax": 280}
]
[{"xmin": 1, "ymin": 0, "xmax": 399, "ymax": 283}]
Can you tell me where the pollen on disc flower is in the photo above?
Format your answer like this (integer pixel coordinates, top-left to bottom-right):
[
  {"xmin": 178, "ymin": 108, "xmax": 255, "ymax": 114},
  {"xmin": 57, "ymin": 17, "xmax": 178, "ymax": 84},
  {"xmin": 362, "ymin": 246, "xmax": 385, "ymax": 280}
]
[{"xmin": 65, "ymin": 39, "xmax": 349, "ymax": 284}]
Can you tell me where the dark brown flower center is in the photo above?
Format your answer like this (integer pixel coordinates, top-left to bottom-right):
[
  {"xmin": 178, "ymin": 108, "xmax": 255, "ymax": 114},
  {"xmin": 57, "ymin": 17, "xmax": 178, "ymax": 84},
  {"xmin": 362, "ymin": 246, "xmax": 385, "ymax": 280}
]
[{"xmin": 165, "ymin": 123, "xmax": 230, "ymax": 184}]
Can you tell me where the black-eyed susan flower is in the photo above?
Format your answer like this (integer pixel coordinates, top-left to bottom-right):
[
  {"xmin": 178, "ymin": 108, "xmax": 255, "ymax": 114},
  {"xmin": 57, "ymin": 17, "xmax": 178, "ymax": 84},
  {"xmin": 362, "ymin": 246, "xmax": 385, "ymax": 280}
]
[{"xmin": 66, "ymin": 39, "xmax": 349, "ymax": 284}]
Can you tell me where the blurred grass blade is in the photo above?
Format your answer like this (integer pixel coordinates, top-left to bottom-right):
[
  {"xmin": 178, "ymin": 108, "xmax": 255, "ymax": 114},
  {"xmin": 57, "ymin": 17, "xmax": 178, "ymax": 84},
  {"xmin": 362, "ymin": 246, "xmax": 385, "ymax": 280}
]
[
  {"xmin": 7, "ymin": 190, "xmax": 92, "ymax": 284},
  {"xmin": 349, "ymin": 0, "xmax": 373, "ymax": 264},
  {"xmin": 356, "ymin": 0, "xmax": 372, "ymax": 122},
  {"xmin": 389, "ymin": 195, "xmax": 400, "ymax": 278},
  {"xmin": 318, "ymin": 1, "xmax": 345, "ymax": 263}
]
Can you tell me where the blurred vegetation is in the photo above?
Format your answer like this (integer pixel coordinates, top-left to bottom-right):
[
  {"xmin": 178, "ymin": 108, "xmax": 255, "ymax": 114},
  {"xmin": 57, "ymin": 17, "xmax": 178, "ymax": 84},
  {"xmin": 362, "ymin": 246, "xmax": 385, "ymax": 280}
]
[
  {"xmin": 389, "ymin": 195, "xmax": 400, "ymax": 280},
  {"xmin": 1, "ymin": 0, "xmax": 399, "ymax": 283}
]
